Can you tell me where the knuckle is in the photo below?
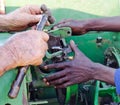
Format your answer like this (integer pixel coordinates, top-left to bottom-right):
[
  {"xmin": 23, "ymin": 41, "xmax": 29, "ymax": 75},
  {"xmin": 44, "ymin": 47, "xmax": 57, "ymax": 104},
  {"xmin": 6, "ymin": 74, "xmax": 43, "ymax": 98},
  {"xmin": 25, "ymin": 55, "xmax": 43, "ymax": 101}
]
[
  {"xmin": 40, "ymin": 31, "xmax": 49, "ymax": 42},
  {"xmin": 62, "ymin": 70, "xmax": 67, "ymax": 75},
  {"xmin": 56, "ymin": 64, "xmax": 60, "ymax": 68},
  {"xmin": 65, "ymin": 76, "xmax": 69, "ymax": 80},
  {"xmin": 63, "ymin": 84, "xmax": 67, "ymax": 88},
  {"xmin": 58, "ymin": 80, "xmax": 62, "ymax": 84},
  {"xmin": 67, "ymin": 61, "xmax": 72, "ymax": 67},
  {"xmin": 66, "ymin": 69, "xmax": 70, "ymax": 74},
  {"xmin": 64, "ymin": 69, "xmax": 69, "ymax": 74},
  {"xmin": 42, "ymin": 43, "xmax": 48, "ymax": 51},
  {"xmin": 39, "ymin": 59, "xmax": 43, "ymax": 65},
  {"xmin": 68, "ymin": 61, "xmax": 73, "ymax": 67}
]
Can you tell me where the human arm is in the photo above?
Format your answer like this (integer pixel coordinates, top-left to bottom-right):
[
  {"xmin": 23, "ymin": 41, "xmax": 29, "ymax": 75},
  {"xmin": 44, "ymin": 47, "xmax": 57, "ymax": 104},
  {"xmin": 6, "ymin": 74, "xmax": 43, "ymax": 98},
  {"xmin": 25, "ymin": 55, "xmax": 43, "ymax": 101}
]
[
  {"xmin": 43, "ymin": 40, "xmax": 115, "ymax": 88},
  {"xmin": 0, "ymin": 30, "xmax": 49, "ymax": 76},
  {"xmin": 53, "ymin": 16, "xmax": 120, "ymax": 35},
  {"xmin": 0, "ymin": 5, "xmax": 49, "ymax": 32}
]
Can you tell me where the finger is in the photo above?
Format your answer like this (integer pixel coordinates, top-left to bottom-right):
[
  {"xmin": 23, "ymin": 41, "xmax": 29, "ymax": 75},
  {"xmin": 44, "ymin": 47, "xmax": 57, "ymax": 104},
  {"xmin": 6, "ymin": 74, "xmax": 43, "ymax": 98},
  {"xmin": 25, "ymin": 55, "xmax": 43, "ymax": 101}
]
[
  {"xmin": 52, "ymin": 19, "xmax": 72, "ymax": 29},
  {"xmin": 27, "ymin": 30, "xmax": 49, "ymax": 42},
  {"xmin": 33, "ymin": 59, "xmax": 43, "ymax": 66},
  {"xmin": 29, "ymin": 14, "xmax": 42, "ymax": 24},
  {"xmin": 33, "ymin": 43, "xmax": 47, "ymax": 66},
  {"xmin": 31, "ymin": 25, "xmax": 37, "ymax": 30},
  {"xmin": 53, "ymin": 22, "xmax": 71, "ymax": 29},
  {"xmin": 70, "ymin": 40, "xmax": 80, "ymax": 56},
  {"xmin": 38, "ymin": 31, "xmax": 49, "ymax": 42},
  {"xmin": 43, "ymin": 70, "xmax": 67, "ymax": 82},
  {"xmin": 49, "ymin": 76, "xmax": 69, "ymax": 85},
  {"xmin": 70, "ymin": 40, "xmax": 87, "ymax": 58},
  {"xmin": 55, "ymin": 82, "xmax": 72, "ymax": 88},
  {"xmin": 27, "ymin": 5, "xmax": 42, "ymax": 14},
  {"xmin": 44, "ymin": 62, "xmax": 70, "ymax": 70},
  {"xmin": 46, "ymin": 21, "xmax": 50, "ymax": 26}
]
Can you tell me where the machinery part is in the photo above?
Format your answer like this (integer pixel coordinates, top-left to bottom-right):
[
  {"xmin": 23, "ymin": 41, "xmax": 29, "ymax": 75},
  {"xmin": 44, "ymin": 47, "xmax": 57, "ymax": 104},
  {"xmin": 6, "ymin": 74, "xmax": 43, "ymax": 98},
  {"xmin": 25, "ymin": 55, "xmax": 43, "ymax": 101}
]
[
  {"xmin": 40, "ymin": 4, "xmax": 55, "ymax": 24},
  {"xmin": 36, "ymin": 27, "xmax": 78, "ymax": 105},
  {"xmin": 41, "ymin": 4, "xmax": 48, "ymax": 12},
  {"xmin": 104, "ymin": 47, "xmax": 120, "ymax": 68},
  {"xmin": 48, "ymin": 27, "xmax": 72, "ymax": 38},
  {"xmin": 56, "ymin": 85, "xmax": 78, "ymax": 105},
  {"xmin": 96, "ymin": 36, "xmax": 103, "ymax": 47},
  {"xmin": 8, "ymin": 4, "xmax": 55, "ymax": 99},
  {"xmin": 8, "ymin": 66, "xmax": 29, "ymax": 98},
  {"xmin": 36, "ymin": 14, "xmax": 49, "ymax": 31},
  {"xmin": 98, "ymin": 47, "xmax": 120, "ymax": 105},
  {"xmin": 38, "ymin": 27, "xmax": 72, "ymax": 71},
  {"xmin": 37, "ymin": 10, "xmax": 55, "ymax": 30},
  {"xmin": 39, "ymin": 27, "xmax": 72, "ymax": 70}
]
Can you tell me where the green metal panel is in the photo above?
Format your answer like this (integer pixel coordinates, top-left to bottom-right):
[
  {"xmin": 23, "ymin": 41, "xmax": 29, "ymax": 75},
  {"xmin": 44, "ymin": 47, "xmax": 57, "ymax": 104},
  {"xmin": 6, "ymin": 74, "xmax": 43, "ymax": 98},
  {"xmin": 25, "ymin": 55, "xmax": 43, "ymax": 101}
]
[{"xmin": 0, "ymin": 0, "xmax": 120, "ymax": 105}]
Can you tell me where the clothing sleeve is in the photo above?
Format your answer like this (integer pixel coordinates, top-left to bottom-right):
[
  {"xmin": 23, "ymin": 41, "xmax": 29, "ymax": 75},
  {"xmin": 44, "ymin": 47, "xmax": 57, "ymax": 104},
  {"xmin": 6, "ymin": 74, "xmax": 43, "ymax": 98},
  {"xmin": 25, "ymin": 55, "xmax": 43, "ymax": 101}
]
[{"xmin": 114, "ymin": 68, "xmax": 120, "ymax": 94}]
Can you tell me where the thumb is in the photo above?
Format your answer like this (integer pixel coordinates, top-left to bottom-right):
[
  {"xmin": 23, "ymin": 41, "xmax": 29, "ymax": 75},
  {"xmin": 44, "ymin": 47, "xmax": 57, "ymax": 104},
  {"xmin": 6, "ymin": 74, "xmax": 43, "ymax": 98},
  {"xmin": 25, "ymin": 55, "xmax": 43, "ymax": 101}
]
[
  {"xmin": 70, "ymin": 40, "xmax": 85, "ymax": 57},
  {"xmin": 39, "ymin": 31, "xmax": 49, "ymax": 42},
  {"xmin": 70, "ymin": 40, "xmax": 80, "ymax": 55}
]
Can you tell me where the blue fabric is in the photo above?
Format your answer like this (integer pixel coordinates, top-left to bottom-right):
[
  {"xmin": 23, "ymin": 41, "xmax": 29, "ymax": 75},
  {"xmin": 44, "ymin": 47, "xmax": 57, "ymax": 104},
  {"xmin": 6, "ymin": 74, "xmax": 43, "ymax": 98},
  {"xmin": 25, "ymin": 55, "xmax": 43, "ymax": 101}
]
[{"xmin": 115, "ymin": 68, "xmax": 120, "ymax": 94}]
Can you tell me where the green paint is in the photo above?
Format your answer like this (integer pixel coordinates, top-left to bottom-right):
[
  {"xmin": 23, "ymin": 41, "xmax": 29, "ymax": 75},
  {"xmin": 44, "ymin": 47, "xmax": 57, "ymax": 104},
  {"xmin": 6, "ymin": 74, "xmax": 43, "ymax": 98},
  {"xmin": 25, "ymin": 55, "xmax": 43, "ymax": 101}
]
[{"xmin": 0, "ymin": 0, "xmax": 120, "ymax": 105}]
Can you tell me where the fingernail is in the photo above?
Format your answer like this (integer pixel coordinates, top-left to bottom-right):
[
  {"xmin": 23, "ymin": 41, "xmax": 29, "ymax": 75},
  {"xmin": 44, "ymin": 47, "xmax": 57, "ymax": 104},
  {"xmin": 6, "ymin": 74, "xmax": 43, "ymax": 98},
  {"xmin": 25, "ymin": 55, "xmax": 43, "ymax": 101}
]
[
  {"xmin": 35, "ymin": 15, "xmax": 42, "ymax": 20},
  {"xmin": 46, "ymin": 21, "xmax": 50, "ymax": 26},
  {"xmin": 44, "ymin": 66, "xmax": 48, "ymax": 70},
  {"xmin": 68, "ymin": 56, "xmax": 73, "ymax": 60},
  {"xmin": 46, "ymin": 82, "xmax": 50, "ymax": 85},
  {"xmin": 70, "ymin": 40, "xmax": 75, "ymax": 44},
  {"xmin": 43, "ymin": 78, "xmax": 47, "ymax": 82}
]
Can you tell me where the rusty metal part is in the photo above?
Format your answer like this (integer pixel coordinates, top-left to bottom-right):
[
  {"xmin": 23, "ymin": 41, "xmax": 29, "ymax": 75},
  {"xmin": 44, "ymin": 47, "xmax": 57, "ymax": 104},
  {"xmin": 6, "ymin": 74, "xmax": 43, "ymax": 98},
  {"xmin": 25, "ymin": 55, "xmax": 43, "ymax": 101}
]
[
  {"xmin": 41, "ymin": 4, "xmax": 48, "ymax": 12},
  {"xmin": 8, "ymin": 66, "xmax": 28, "ymax": 98},
  {"xmin": 40, "ymin": 4, "xmax": 55, "ymax": 24},
  {"xmin": 37, "ymin": 7, "xmax": 55, "ymax": 30}
]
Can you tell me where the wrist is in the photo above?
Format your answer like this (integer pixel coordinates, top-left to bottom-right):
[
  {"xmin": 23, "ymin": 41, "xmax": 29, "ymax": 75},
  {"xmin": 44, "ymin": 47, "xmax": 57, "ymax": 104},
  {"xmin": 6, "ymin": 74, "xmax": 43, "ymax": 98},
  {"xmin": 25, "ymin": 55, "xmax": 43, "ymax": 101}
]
[
  {"xmin": 92, "ymin": 63, "xmax": 115, "ymax": 85},
  {"xmin": 84, "ymin": 18, "xmax": 104, "ymax": 32},
  {"xmin": 84, "ymin": 19, "xmax": 96, "ymax": 31},
  {"xmin": 0, "ymin": 45, "xmax": 18, "ymax": 76}
]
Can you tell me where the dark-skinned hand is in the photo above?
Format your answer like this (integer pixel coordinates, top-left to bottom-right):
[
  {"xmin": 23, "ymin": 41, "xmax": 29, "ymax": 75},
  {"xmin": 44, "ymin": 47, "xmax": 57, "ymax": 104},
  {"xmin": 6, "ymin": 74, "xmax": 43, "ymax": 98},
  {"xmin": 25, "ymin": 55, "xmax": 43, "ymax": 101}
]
[
  {"xmin": 53, "ymin": 19, "xmax": 88, "ymax": 35},
  {"xmin": 43, "ymin": 40, "xmax": 96, "ymax": 88}
]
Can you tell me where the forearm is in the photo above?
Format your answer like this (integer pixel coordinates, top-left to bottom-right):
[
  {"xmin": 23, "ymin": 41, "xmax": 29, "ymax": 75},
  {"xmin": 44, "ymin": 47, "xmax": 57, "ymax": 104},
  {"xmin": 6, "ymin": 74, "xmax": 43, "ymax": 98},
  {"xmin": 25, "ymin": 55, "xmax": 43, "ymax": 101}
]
[
  {"xmin": 0, "ymin": 45, "xmax": 17, "ymax": 76},
  {"xmin": 85, "ymin": 16, "xmax": 120, "ymax": 32},
  {"xmin": 93, "ymin": 63, "xmax": 115, "ymax": 85}
]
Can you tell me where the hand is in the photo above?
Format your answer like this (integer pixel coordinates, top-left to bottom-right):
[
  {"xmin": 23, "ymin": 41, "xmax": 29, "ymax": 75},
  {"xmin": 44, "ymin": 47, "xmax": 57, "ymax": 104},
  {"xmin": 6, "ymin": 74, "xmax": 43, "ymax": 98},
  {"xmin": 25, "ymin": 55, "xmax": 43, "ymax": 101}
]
[
  {"xmin": 4, "ymin": 30, "xmax": 49, "ymax": 66},
  {"xmin": 53, "ymin": 19, "xmax": 88, "ymax": 35},
  {"xmin": 4, "ymin": 5, "xmax": 49, "ymax": 31},
  {"xmin": 43, "ymin": 40, "xmax": 96, "ymax": 88}
]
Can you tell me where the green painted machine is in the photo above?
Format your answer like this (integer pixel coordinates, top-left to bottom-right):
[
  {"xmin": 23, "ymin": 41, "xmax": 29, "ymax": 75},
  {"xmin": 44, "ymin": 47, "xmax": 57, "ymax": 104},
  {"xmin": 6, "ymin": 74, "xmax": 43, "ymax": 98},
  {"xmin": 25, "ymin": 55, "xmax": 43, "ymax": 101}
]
[{"xmin": 0, "ymin": 0, "xmax": 120, "ymax": 105}]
